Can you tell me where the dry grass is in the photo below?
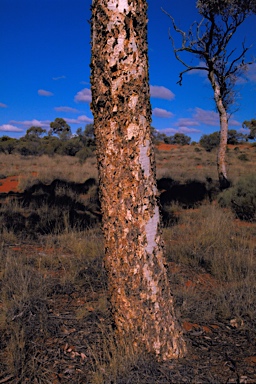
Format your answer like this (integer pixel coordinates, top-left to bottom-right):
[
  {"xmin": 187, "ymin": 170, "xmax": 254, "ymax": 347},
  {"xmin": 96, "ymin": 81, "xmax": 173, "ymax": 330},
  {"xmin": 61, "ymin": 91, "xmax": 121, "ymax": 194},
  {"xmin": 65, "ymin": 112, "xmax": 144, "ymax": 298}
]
[
  {"xmin": 163, "ymin": 203, "xmax": 256, "ymax": 324},
  {"xmin": 1, "ymin": 144, "xmax": 255, "ymax": 190},
  {"xmin": 0, "ymin": 228, "xmax": 107, "ymax": 382},
  {"xmin": 0, "ymin": 153, "xmax": 98, "ymax": 190},
  {"xmin": 164, "ymin": 204, "xmax": 255, "ymax": 281},
  {"xmin": 88, "ymin": 327, "xmax": 139, "ymax": 384},
  {"xmin": 155, "ymin": 144, "xmax": 256, "ymax": 184},
  {"xmin": 0, "ymin": 248, "xmax": 51, "ymax": 381},
  {"xmin": 0, "ymin": 144, "xmax": 255, "ymax": 382}
]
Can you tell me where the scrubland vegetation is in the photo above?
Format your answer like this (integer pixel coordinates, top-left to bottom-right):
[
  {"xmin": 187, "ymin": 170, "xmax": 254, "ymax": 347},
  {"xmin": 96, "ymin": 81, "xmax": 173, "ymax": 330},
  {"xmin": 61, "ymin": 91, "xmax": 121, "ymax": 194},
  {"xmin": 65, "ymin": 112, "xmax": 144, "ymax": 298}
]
[{"xmin": 0, "ymin": 143, "xmax": 255, "ymax": 383}]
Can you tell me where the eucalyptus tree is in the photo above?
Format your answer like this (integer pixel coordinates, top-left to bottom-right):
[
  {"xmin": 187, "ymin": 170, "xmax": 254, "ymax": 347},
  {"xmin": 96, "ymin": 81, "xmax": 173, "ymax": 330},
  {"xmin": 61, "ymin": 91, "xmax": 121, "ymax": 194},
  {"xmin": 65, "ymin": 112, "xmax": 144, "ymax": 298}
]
[
  {"xmin": 49, "ymin": 118, "xmax": 71, "ymax": 140},
  {"xmin": 25, "ymin": 126, "xmax": 46, "ymax": 140},
  {"xmin": 163, "ymin": 0, "xmax": 256, "ymax": 189},
  {"xmin": 90, "ymin": 0, "xmax": 186, "ymax": 360},
  {"xmin": 243, "ymin": 118, "xmax": 256, "ymax": 140}
]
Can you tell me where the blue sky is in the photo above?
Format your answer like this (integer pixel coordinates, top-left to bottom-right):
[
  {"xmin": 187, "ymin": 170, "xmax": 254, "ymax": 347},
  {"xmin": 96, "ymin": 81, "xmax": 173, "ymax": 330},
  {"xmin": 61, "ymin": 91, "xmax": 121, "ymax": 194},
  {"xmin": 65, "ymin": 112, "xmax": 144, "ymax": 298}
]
[{"xmin": 1, "ymin": 0, "xmax": 255, "ymax": 142}]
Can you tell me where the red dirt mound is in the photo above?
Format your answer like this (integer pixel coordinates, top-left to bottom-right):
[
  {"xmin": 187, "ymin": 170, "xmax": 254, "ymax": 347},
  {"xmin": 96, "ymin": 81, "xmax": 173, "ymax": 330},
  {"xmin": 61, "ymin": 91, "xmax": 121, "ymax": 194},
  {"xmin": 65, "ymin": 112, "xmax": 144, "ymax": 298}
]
[
  {"xmin": 156, "ymin": 143, "xmax": 178, "ymax": 151},
  {"xmin": 0, "ymin": 176, "xmax": 20, "ymax": 193},
  {"xmin": 0, "ymin": 172, "xmax": 38, "ymax": 193}
]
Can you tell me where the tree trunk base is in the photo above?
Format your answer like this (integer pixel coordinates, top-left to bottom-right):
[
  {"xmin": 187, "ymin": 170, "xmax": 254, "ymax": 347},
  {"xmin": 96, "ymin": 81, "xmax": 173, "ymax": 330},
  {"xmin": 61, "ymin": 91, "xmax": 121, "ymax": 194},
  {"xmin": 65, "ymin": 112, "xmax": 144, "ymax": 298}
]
[{"xmin": 219, "ymin": 173, "xmax": 231, "ymax": 190}]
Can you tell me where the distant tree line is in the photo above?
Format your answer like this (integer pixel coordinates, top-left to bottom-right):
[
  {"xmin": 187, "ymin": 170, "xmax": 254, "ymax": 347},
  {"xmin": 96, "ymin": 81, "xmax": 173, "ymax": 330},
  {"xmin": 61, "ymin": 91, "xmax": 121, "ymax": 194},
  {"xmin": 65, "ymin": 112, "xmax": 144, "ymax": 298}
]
[
  {"xmin": 151, "ymin": 119, "xmax": 255, "ymax": 149},
  {"xmin": 199, "ymin": 128, "xmax": 254, "ymax": 152},
  {"xmin": 0, "ymin": 117, "xmax": 255, "ymax": 157},
  {"xmin": 0, "ymin": 119, "xmax": 96, "ymax": 160},
  {"xmin": 151, "ymin": 127, "xmax": 192, "ymax": 146}
]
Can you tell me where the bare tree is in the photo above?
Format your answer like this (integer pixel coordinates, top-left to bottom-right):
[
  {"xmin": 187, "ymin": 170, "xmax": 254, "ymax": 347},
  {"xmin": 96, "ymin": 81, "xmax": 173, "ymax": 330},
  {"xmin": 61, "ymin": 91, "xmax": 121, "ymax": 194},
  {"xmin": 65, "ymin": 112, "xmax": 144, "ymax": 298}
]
[
  {"xmin": 163, "ymin": 0, "xmax": 255, "ymax": 189},
  {"xmin": 90, "ymin": 0, "xmax": 186, "ymax": 360}
]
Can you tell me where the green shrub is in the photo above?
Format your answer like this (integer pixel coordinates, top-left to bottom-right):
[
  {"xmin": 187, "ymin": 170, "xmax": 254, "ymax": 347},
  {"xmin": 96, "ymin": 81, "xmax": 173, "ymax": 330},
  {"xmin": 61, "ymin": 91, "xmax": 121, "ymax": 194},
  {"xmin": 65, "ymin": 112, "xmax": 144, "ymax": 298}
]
[
  {"xmin": 76, "ymin": 146, "xmax": 94, "ymax": 162},
  {"xmin": 199, "ymin": 131, "xmax": 220, "ymax": 151},
  {"xmin": 218, "ymin": 174, "xmax": 256, "ymax": 221}
]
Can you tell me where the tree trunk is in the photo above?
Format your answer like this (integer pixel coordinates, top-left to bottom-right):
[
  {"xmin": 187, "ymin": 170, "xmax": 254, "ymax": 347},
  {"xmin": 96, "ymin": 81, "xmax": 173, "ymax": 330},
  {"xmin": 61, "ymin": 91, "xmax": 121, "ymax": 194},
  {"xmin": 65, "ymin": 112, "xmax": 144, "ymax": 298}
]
[
  {"xmin": 209, "ymin": 71, "xmax": 230, "ymax": 189},
  {"xmin": 90, "ymin": 0, "xmax": 186, "ymax": 360},
  {"xmin": 217, "ymin": 105, "xmax": 230, "ymax": 189}
]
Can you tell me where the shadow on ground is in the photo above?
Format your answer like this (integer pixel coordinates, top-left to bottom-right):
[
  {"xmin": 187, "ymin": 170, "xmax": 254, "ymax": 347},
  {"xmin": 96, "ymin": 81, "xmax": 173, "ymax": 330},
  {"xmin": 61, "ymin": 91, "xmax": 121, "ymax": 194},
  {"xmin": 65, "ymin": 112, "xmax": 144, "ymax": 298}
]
[
  {"xmin": 0, "ymin": 176, "xmax": 220, "ymax": 236},
  {"xmin": 157, "ymin": 177, "xmax": 219, "ymax": 226},
  {"xmin": 0, "ymin": 178, "xmax": 101, "ymax": 236}
]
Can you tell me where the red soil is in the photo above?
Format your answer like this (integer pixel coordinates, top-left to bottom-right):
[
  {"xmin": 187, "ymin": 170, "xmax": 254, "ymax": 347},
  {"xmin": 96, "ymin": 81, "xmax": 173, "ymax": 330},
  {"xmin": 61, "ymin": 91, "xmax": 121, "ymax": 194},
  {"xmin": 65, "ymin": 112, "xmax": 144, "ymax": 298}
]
[
  {"xmin": 0, "ymin": 172, "xmax": 38, "ymax": 193},
  {"xmin": 0, "ymin": 176, "xmax": 20, "ymax": 193},
  {"xmin": 182, "ymin": 321, "xmax": 214, "ymax": 334},
  {"xmin": 156, "ymin": 143, "xmax": 178, "ymax": 151}
]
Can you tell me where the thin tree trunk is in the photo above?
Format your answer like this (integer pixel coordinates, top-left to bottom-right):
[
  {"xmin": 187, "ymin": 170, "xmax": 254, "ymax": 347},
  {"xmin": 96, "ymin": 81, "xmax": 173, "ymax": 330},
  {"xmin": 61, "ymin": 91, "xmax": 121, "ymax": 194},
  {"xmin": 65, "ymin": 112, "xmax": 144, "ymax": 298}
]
[
  {"xmin": 90, "ymin": 0, "xmax": 186, "ymax": 360},
  {"xmin": 217, "ymin": 106, "xmax": 230, "ymax": 189},
  {"xmin": 209, "ymin": 71, "xmax": 230, "ymax": 189}
]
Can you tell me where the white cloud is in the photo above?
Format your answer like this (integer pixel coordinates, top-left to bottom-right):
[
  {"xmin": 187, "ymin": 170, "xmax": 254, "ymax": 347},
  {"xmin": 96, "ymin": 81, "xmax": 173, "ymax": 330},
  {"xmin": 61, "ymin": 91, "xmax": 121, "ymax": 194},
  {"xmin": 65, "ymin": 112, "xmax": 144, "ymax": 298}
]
[
  {"xmin": 188, "ymin": 61, "xmax": 208, "ymax": 77},
  {"xmin": 0, "ymin": 124, "xmax": 23, "ymax": 132},
  {"xmin": 193, "ymin": 107, "xmax": 219, "ymax": 126},
  {"xmin": 64, "ymin": 118, "xmax": 79, "ymax": 124},
  {"xmin": 245, "ymin": 63, "xmax": 256, "ymax": 82},
  {"xmin": 78, "ymin": 115, "xmax": 93, "ymax": 122},
  {"xmin": 193, "ymin": 107, "xmax": 240, "ymax": 127},
  {"xmin": 74, "ymin": 88, "xmax": 92, "ymax": 103},
  {"xmin": 161, "ymin": 126, "xmax": 201, "ymax": 135},
  {"xmin": 65, "ymin": 115, "xmax": 93, "ymax": 124},
  {"xmin": 235, "ymin": 63, "xmax": 256, "ymax": 84},
  {"xmin": 178, "ymin": 126, "xmax": 201, "ymax": 133},
  {"xmin": 228, "ymin": 118, "xmax": 241, "ymax": 127},
  {"xmin": 193, "ymin": 108, "xmax": 241, "ymax": 127},
  {"xmin": 152, "ymin": 108, "xmax": 174, "ymax": 118},
  {"xmin": 236, "ymin": 76, "xmax": 247, "ymax": 85},
  {"xmin": 10, "ymin": 119, "xmax": 50, "ymax": 128},
  {"xmin": 150, "ymin": 85, "xmax": 175, "ymax": 100},
  {"xmin": 54, "ymin": 106, "xmax": 79, "ymax": 113},
  {"xmin": 239, "ymin": 127, "xmax": 250, "ymax": 134},
  {"xmin": 0, "ymin": 102, "xmax": 7, "ymax": 108},
  {"xmin": 38, "ymin": 89, "xmax": 54, "ymax": 96},
  {"xmin": 160, "ymin": 128, "xmax": 177, "ymax": 135},
  {"xmin": 52, "ymin": 75, "xmax": 66, "ymax": 81},
  {"xmin": 176, "ymin": 118, "xmax": 200, "ymax": 127}
]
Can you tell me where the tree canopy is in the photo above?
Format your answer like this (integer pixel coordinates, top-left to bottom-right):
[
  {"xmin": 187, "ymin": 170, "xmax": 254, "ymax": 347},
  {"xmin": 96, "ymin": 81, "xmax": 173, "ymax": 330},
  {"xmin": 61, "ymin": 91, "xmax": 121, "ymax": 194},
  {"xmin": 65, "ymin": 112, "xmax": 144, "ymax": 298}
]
[
  {"xmin": 243, "ymin": 118, "xmax": 256, "ymax": 140},
  {"xmin": 49, "ymin": 118, "xmax": 71, "ymax": 140},
  {"xmin": 25, "ymin": 126, "xmax": 46, "ymax": 139}
]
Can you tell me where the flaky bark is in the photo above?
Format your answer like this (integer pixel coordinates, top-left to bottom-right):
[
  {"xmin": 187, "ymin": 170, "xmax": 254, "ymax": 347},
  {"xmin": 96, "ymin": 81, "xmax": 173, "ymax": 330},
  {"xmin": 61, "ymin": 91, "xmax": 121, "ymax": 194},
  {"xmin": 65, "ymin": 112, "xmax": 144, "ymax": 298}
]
[{"xmin": 90, "ymin": 0, "xmax": 186, "ymax": 360}]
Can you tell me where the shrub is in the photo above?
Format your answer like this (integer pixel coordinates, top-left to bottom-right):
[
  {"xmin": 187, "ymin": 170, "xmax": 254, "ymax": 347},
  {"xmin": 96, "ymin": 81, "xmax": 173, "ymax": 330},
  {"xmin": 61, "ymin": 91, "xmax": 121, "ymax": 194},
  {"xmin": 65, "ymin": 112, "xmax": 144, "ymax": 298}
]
[
  {"xmin": 237, "ymin": 153, "xmax": 249, "ymax": 162},
  {"xmin": 199, "ymin": 131, "xmax": 220, "ymax": 151},
  {"xmin": 218, "ymin": 174, "xmax": 256, "ymax": 221},
  {"xmin": 76, "ymin": 146, "xmax": 94, "ymax": 162},
  {"xmin": 17, "ymin": 141, "xmax": 43, "ymax": 156}
]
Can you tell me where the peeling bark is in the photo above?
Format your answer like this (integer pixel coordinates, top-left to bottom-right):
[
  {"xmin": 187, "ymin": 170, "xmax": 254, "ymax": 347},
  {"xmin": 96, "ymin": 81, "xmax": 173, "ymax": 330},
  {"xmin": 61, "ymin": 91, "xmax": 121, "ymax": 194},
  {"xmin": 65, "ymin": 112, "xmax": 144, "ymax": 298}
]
[{"xmin": 90, "ymin": 0, "xmax": 186, "ymax": 360}]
